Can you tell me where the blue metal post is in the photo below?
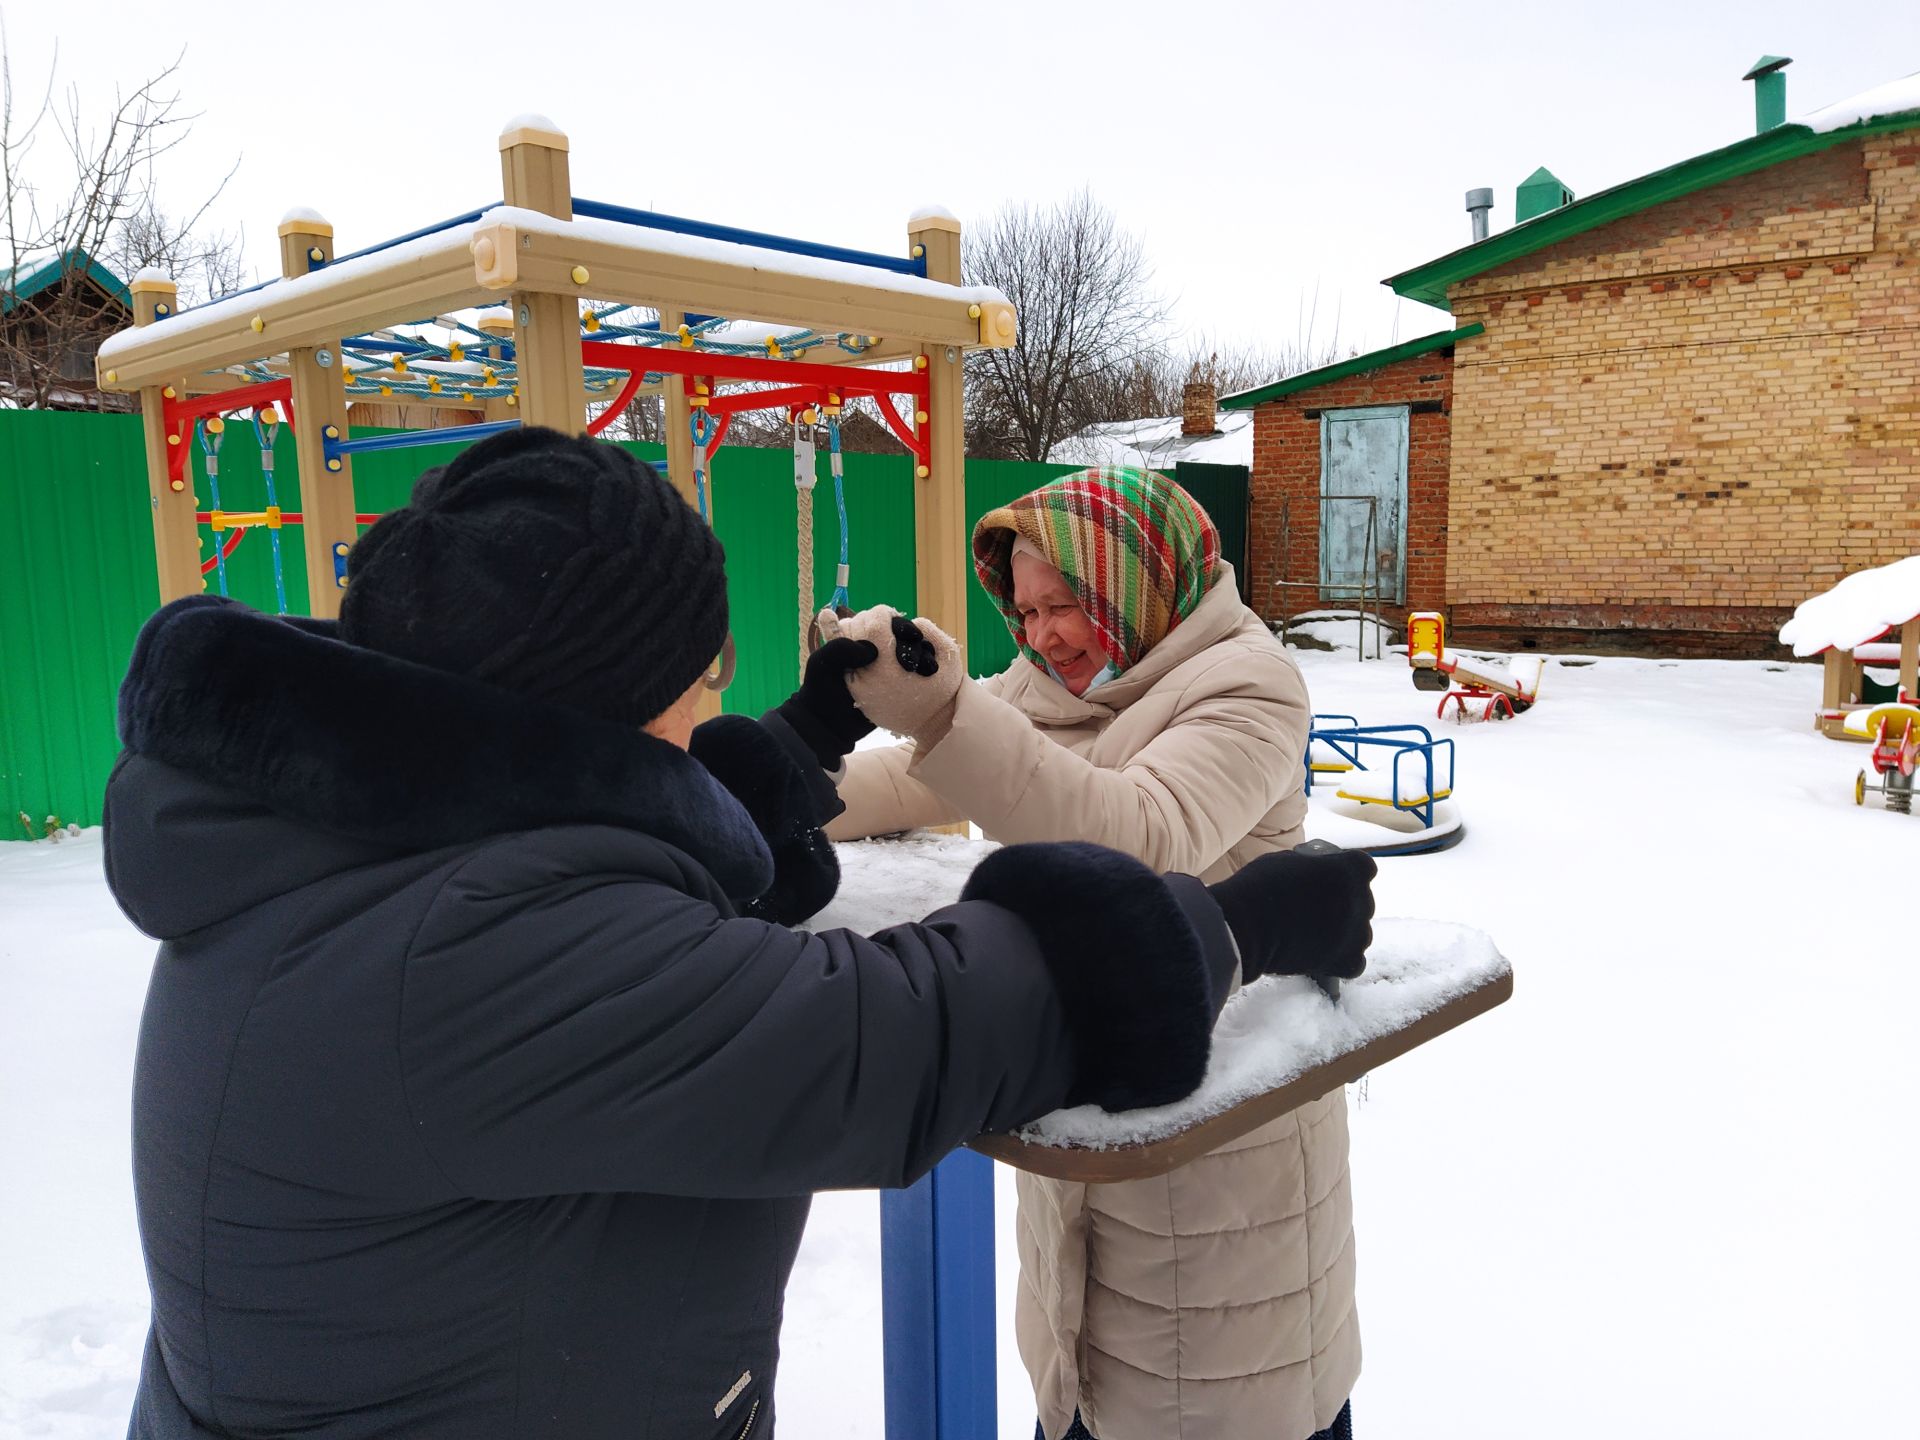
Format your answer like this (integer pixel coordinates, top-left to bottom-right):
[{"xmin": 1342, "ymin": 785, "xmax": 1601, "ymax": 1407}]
[{"xmin": 881, "ymin": 1150, "xmax": 997, "ymax": 1439}]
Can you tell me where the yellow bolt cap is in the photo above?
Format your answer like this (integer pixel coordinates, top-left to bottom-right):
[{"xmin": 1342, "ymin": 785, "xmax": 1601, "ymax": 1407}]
[
  {"xmin": 327, "ymin": 459, "xmax": 342, "ymax": 472},
  {"xmin": 916, "ymin": 465, "xmax": 930, "ymax": 479},
  {"xmin": 916, "ymin": 410, "xmax": 929, "ymax": 424},
  {"xmin": 571, "ymin": 265, "xmax": 590, "ymax": 285},
  {"xmin": 968, "ymin": 304, "xmax": 981, "ymax": 319},
  {"xmin": 250, "ymin": 315, "xmax": 265, "ymax": 333}
]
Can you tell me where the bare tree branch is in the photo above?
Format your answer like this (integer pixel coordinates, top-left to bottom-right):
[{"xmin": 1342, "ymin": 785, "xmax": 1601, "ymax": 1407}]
[
  {"xmin": 962, "ymin": 190, "xmax": 1170, "ymax": 461},
  {"xmin": 1, "ymin": 35, "xmax": 243, "ymax": 409}
]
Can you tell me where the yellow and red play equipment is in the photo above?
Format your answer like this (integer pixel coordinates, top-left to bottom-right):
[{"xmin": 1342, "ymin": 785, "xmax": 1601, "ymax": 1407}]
[
  {"xmin": 1406, "ymin": 611, "xmax": 1542, "ymax": 721},
  {"xmin": 1846, "ymin": 701, "xmax": 1919, "ymax": 814}
]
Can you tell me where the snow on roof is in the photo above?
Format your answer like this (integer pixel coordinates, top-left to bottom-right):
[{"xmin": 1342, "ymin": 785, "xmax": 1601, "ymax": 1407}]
[
  {"xmin": 1801, "ymin": 69, "xmax": 1920, "ymax": 134},
  {"xmin": 1048, "ymin": 409, "xmax": 1253, "ymax": 470},
  {"xmin": 100, "ymin": 204, "xmax": 1009, "ymax": 366},
  {"xmin": 1777, "ymin": 554, "xmax": 1920, "ymax": 655}
]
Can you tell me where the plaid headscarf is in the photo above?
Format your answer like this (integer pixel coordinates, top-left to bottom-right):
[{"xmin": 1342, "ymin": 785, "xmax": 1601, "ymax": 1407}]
[{"xmin": 972, "ymin": 466, "xmax": 1222, "ymax": 676}]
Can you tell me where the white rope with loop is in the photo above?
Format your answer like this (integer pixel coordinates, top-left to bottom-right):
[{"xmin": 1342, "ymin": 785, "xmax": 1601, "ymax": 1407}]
[{"xmin": 793, "ymin": 411, "xmax": 819, "ymax": 673}]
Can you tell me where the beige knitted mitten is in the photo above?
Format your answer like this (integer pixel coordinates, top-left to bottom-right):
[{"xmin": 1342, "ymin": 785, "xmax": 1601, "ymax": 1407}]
[{"xmin": 837, "ymin": 605, "xmax": 964, "ymax": 742}]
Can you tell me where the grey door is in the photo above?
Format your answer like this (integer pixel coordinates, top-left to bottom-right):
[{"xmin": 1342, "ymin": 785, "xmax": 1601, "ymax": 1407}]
[{"xmin": 1319, "ymin": 406, "xmax": 1408, "ymax": 604}]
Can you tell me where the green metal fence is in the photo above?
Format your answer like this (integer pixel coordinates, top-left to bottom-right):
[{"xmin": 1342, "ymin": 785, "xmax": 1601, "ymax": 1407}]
[{"xmin": 0, "ymin": 412, "xmax": 1245, "ymax": 837}]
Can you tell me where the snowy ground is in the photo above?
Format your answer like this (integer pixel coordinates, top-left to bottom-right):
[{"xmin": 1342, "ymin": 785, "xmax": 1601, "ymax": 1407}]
[{"xmin": 4, "ymin": 641, "xmax": 1917, "ymax": 1437}]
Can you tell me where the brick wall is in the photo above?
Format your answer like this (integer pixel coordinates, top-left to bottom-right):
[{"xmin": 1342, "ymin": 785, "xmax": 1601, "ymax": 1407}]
[
  {"xmin": 1248, "ymin": 350, "xmax": 1456, "ymax": 626},
  {"xmin": 1445, "ymin": 133, "xmax": 1920, "ymax": 647}
]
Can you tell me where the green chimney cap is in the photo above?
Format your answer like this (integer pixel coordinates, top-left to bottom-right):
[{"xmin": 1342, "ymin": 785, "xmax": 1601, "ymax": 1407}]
[
  {"xmin": 1742, "ymin": 55, "xmax": 1792, "ymax": 81},
  {"xmin": 1516, "ymin": 166, "xmax": 1575, "ymax": 222}
]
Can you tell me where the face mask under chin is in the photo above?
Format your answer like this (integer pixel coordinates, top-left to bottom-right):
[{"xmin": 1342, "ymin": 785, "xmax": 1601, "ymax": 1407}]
[{"xmin": 1046, "ymin": 658, "xmax": 1119, "ymax": 696}]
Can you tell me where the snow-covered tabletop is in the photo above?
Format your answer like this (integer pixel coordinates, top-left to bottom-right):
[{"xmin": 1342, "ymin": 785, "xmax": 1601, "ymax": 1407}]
[
  {"xmin": 812, "ymin": 836, "xmax": 1511, "ymax": 1176},
  {"xmin": 1778, "ymin": 554, "xmax": 1920, "ymax": 655}
]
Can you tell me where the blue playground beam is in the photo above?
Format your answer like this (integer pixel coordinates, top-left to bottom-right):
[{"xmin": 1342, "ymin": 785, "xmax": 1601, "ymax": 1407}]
[
  {"xmin": 323, "ymin": 419, "xmax": 519, "ymax": 465},
  {"xmin": 571, "ymin": 198, "xmax": 928, "ymax": 279},
  {"xmin": 881, "ymin": 1150, "xmax": 998, "ymax": 1440},
  {"xmin": 171, "ymin": 207, "xmax": 498, "ymax": 319}
]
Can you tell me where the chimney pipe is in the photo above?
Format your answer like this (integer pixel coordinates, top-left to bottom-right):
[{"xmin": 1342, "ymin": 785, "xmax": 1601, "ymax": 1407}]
[
  {"xmin": 1181, "ymin": 379, "xmax": 1218, "ymax": 438},
  {"xmin": 1465, "ymin": 187, "xmax": 1493, "ymax": 242},
  {"xmin": 1743, "ymin": 55, "xmax": 1792, "ymax": 134}
]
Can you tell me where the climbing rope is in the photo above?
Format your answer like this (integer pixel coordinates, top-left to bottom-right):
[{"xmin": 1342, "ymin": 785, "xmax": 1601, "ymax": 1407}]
[
  {"xmin": 198, "ymin": 418, "xmax": 231, "ymax": 598},
  {"xmin": 793, "ymin": 410, "xmax": 819, "ymax": 672},
  {"xmin": 252, "ymin": 407, "xmax": 290, "ymax": 615}
]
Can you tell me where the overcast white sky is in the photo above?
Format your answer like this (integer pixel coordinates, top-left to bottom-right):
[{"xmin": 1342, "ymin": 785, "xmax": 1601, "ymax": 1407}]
[{"xmin": 5, "ymin": 0, "xmax": 1917, "ymax": 367}]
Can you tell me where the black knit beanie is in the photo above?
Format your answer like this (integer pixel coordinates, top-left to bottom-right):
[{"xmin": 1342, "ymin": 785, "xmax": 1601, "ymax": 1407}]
[{"xmin": 338, "ymin": 427, "xmax": 728, "ymax": 728}]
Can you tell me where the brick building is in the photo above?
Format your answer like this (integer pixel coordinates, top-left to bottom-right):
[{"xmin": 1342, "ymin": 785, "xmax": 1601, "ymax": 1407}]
[
  {"xmin": 1233, "ymin": 61, "xmax": 1920, "ymax": 654},
  {"xmin": 1226, "ymin": 327, "xmax": 1474, "ymax": 628}
]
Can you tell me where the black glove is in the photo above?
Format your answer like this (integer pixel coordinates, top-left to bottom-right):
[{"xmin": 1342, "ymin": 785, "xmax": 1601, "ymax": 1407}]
[
  {"xmin": 689, "ymin": 714, "xmax": 842, "ymax": 926},
  {"xmin": 1206, "ymin": 844, "xmax": 1377, "ymax": 985},
  {"xmin": 775, "ymin": 636, "xmax": 881, "ymax": 770},
  {"xmin": 741, "ymin": 829, "xmax": 840, "ymax": 927}
]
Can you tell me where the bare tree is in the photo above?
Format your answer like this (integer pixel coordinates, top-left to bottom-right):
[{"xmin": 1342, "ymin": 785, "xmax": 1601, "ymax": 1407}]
[
  {"xmin": 1076, "ymin": 333, "xmax": 1355, "ymax": 423},
  {"xmin": 963, "ymin": 190, "xmax": 1169, "ymax": 461},
  {"xmin": 1, "ymin": 31, "xmax": 243, "ymax": 409}
]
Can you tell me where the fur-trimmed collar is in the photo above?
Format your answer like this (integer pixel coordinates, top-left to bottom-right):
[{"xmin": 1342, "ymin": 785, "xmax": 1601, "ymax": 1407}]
[{"xmin": 115, "ymin": 597, "xmax": 773, "ymax": 898}]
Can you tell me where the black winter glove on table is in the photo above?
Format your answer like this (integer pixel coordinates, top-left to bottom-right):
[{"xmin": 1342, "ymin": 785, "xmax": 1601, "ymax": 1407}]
[
  {"xmin": 1207, "ymin": 844, "xmax": 1378, "ymax": 985},
  {"xmin": 775, "ymin": 637, "xmax": 880, "ymax": 770}
]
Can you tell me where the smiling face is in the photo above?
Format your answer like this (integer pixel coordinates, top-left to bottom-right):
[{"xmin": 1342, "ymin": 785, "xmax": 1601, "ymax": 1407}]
[{"xmin": 1011, "ymin": 550, "xmax": 1110, "ymax": 696}]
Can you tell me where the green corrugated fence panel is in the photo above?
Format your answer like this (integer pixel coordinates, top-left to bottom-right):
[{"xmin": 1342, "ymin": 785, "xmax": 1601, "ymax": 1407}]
[
  {"xmin": 0, "ymin": 409, "xmax": 1089, "ymax": 837},
  {"xmin": 695, "ymin": 444, "xmax": 920, "ymax": 719},
  {"xmin": 1173, "ymin": 462, "xmax": 1252, "ymax": 603},
  {"xmin": 0, "ymin": 411, "xmax": 157, "ymax": 836}
]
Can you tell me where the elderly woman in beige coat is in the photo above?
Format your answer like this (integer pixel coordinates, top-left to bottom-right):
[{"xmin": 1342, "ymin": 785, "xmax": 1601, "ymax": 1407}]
[{"xmin": 826, "ymin": 466, "xmax": 1369, "ymax": 1440}]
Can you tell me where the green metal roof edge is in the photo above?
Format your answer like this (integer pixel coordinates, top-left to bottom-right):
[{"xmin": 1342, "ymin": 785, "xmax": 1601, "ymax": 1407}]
[
  {"xmin": 1219, "ymin": 323, "xmax": 1484, "ymax": 410},
  {"xmin": 1, "ymin": 249, "xmax": 132, "ymax": 314},
  {"xmin": 1384, "ymin": 111, "xmax": 1920, "ymax": 311}
]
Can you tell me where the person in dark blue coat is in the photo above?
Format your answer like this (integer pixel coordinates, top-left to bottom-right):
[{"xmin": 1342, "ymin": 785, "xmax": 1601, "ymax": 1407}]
[{"xmin": 105, "ymin": 428, "xmax": 1358, "ymax": 1440}]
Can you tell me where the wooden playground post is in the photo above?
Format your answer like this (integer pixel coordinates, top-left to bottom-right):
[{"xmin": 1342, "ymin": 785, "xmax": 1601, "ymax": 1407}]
[
  {"xmin": 279, "ymin": 214, "xmax": 357, "ymax": 619},
  {"xmin": 909, "ymin": 213, "xmax": 968, "ymax": 650},
  {"xmin": 499, "ymin": 119, "xmax": 588, "ymax": 433},
  {"xmin": 655, "ymin": 309, "xmax": 722, "ymax": 721},
  {"xmin": 659, "ymin": 308, "xmax": 700, "ymax": 511},
  {"xmin": 887, "ymin": 214, "xmax": 996, "ymax": 1437},
  {"xmin": 126, "ymin": 275, "xmax": 200, "ymax": 605},
  {"xmin": 1901, "ymin": 617, "xmax": 1919, "ymax": 700},
  {"xmin": 477, "ymin": 312, "xmax": 517, "ymax": 421}
]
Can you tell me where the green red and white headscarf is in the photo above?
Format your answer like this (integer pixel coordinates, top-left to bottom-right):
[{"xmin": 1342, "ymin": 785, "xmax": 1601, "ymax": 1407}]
[{"xmin": 971, "ymin": 466, "xmax": 1222, "ymax": 676}]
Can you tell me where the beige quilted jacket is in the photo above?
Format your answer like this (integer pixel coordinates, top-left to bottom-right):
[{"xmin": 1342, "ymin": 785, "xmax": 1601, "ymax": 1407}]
[{"xmin": 827, "ymin": 570, "xmax": 1360, "ymax": 1440}]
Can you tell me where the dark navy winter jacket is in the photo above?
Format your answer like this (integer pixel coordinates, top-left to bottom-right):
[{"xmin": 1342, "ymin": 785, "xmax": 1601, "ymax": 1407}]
[{"xmin": 104, "ymin": 598, "xmax": 1228, "ymax": 1440}]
